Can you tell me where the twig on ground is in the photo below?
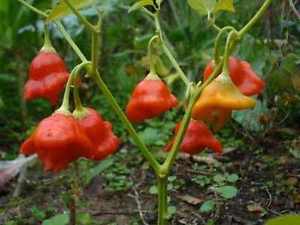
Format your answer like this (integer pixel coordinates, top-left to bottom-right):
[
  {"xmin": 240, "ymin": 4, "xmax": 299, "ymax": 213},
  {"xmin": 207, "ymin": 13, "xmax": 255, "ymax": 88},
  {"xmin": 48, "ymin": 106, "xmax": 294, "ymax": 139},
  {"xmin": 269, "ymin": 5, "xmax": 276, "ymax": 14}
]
[
  {"xmin": 13, "ymin": 165, "xmax": 28, "ymax": 197},
  {"xmin": 179, "ymin": 153, "xmax": 221, "ymax": 166},
  {"xmin": 91, "ymin": 210, "xmax": 151, "ymax": 216},
  {"xmin": 128, "ymin": 184, "xmax": 149, "ymax": 225},
  {"xmin": 264, "ymin": 187, "xmax": 272, "ymax": 208}
]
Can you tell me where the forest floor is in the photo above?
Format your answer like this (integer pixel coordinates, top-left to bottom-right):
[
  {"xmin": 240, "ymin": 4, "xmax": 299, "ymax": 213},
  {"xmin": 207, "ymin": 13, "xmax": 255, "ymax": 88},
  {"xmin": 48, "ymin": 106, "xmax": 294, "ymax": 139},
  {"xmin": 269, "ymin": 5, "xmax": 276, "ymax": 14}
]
[{"xmin": 1, "ymin": 134, "xmax": 300, "ymax": 225}]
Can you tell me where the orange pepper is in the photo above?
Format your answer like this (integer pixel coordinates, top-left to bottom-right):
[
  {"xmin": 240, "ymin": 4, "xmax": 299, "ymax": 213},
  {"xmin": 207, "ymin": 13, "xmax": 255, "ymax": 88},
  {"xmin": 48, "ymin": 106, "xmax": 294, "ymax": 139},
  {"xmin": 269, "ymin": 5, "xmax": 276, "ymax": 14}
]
[
  {"xmin": 192, "ymin": 72, "xmax": 256, "ymax": 130},
  {"xmin": 204, "ymin": 57, "xmax": 265, "ymax": 96}
]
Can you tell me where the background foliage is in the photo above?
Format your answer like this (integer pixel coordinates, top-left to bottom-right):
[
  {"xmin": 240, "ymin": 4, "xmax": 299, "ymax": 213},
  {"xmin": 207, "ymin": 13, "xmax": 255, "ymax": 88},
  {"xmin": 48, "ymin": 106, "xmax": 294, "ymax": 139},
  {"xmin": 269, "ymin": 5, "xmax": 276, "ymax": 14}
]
[{"xmin": 0, "ymin": 0, "xmax": 299, "ymax": 224}]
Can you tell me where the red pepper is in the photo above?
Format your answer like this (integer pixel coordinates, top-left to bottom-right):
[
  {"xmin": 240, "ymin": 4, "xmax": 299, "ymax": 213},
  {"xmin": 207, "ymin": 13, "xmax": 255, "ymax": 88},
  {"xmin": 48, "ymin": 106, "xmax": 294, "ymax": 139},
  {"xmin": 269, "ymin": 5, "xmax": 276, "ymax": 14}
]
[
  {"xmin": 20, "ymin": 113, "xmax": 93, "ymax": 172},
  {"xmin": 24, "ymin": 50, "xmax": 69, "ymax": 105},
  {"xmin": 126, "ymin": 73, "xmax": 178, "ymax": 123},
  {"xmin": 165, "ymin": 120, "xmax": 222, "ymax": 155},
  {"xmin": 204, "ymin": 57, "xmax": 265, "ymax": 96},
  {"xmin": 75, "ymin": 108, "xmax": 120, "ymax": 160}
]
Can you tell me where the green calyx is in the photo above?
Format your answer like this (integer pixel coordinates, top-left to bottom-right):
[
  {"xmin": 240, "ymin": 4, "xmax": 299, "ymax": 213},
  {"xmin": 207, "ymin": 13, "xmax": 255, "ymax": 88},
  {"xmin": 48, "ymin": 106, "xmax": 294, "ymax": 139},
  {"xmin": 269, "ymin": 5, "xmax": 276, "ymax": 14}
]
[
  {"xmin": 55, "ymin": 106, "xmax": 72, "ymax": 116},
  {"xmin": 72, "ymin": 107, "xmax": 89, "ymax": 120},
  {"xmin": 145, "ymin": 72, "xmax": 160, "ymax": 80},
  {"xmin": 40, "ymin": 25, "xmax": 56, "ymax": 53}
]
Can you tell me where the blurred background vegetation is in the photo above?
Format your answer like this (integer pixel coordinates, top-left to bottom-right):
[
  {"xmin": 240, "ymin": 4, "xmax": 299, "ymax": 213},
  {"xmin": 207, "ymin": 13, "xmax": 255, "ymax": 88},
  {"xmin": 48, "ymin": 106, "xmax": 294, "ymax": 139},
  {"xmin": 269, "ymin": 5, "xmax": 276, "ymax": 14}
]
[
  {"xmin": 0, "ymin": 0, "xmax": 300, "ymax": 224},
  {"xmin": 0, "ymin": 0, "xmax": 299, "ymax": 160}
]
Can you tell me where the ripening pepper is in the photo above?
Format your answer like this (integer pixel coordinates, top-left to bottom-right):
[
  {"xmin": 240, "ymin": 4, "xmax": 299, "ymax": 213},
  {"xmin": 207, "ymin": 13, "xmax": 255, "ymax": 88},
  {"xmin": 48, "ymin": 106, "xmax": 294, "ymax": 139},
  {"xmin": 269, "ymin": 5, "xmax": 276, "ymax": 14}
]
[
  {"xmin": 203, "ymin": 57, "xmax": 265, "ymax": 96},
  {"xmin": 24, "ymin": 49, "xmax": 69, "ymax": 105},
  {"xmin": 165, "ymin": 120, "xmax": 222, "ymax": 155},
  {"xmin": 75, "ymin": 108, "xmax": 120, "ymax": 160},
  {"xmin": 126, "ymin": 73, "xmax": 178, "ymax": 123},
  {"xmin": 20, "ymin": 113, "xmax": 93, "ymax": 172},
  {"xmin": 192, "ymin": 72, "xmax": 256, "ymax": 130}
]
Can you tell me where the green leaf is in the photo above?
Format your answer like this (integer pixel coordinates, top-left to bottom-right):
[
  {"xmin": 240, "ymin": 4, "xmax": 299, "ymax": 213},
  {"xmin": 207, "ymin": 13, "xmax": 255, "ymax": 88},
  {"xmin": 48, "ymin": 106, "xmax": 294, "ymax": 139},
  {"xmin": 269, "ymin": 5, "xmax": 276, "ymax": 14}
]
[
  {"xmin": 0, "ymin": 0, "xmax": 9, "ymax": 12},
  {"xmin": 215, "ymin": 186, "xmax": 238, "ymax": 199},
  {"xmin": 85, "ymin": 158, "xmax": 114, "ymax": 184},
  {"xmin": 77, "ymin": 212, "xmax": 92, "ymax": 225},
  {"xmin": 138, "ymin": 127, "xmax": 161, "ymax": 145},
  {"xmin": 32, "ymin": 207, "xmax": 46, "ymax": 221},
  {"xmin": 199, "ymin": 200, "xmax": 215, "ymax": 213},
  {"xmin": 214, "ymin": 0, "xmax": 235, "ymax": 13},
  {"xmin": 128, "ymin": 0, "xmax": 154, "ymax": 13},
  {"xmin": 149, "ymin": 185, "xmax": 158, "ymax": 194},
  {"xmin": 42, "ymin": 214, "xmax": 69, "ymax": 225},
  {"xmin": 213, "ymin": 174, "xmax": 225, "ymax": 184},
  {"xmin": 226, "ymin": 174, "xmax": 239, "ymax": 183},
  {"xmin": 0, "ymin": 97, "xmax": 4, "ymax": 109},
  {"xmin": 187, "ymin": 0, "xmax": 216, "ymax": 15},
  {"xmin": 265, "ymin": 215, "xmax": 300, "ymax": 225},
  {"xmin": 233, "ymin": 100, "xmax": 268, "ymax": 132},
  {"xmin": 47, "ymin": 0, "xmax": 95, "ymax": 21},
  {"xmin": 166, "ymin": 206, "xmax": 176, "ymax": 219}
]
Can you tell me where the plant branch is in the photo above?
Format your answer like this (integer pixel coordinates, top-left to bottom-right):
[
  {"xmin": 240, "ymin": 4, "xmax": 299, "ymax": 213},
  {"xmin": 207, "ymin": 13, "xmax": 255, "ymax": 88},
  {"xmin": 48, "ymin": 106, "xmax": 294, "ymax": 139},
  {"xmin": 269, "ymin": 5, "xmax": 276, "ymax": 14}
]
[
  {"xmin": 56, "ymin": 22, "xmax": 88, "ymax": 62},
  {"xmin": 238, "ymin": 0, "xmax": 274, "ymax": 38},
  {"xmin": 16, "ymin": 0, "xmax": 88, "ymax": 62},
  {"xmin": 161, "ymin": 62, "xmax": 222, "ymax": 176},
  {"xmin": 222, "ymin": 31, "xmax": 237, "ymax": 74},
  {"xmin": 91, "ymin": 32, "xmax": 100, "ymax": 74},
  {"xmin": 148, "ymin": 35, "xmax": 160, "ymax": 74},
  {"xmin": 57, "ymin": 62, "xmax": 91, "ymax": 113},
  {"xmin": 62, "ymin": 0, "xmax": 99, "ymax": 33},
  {"xmin": 214, "ymin": 26, "xmax": 236, "ymax": 64},
  {"xmin": 288, "ymin": 0, "xmax": 300, "ymax": 20},
  {"xmin": 92, "ymin": 70, "xmax": 160, "ymax": 173},
  {"xmin": 154, "ymin": 14, "xmax": 190, "ymax": 86},
  {"xmin": 16, "ymin": 0, "xmax": 47, "ymax": 17},
  {"xmin": 157, "ymin": 177, "xmax": 168, "ymax": 225}
]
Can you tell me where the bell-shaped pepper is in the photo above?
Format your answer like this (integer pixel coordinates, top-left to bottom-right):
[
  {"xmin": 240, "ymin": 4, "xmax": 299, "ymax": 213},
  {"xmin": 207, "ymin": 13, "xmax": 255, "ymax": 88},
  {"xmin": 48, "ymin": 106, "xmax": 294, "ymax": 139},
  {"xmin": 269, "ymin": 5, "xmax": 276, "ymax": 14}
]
[
  {"xmin": 24, "ymin": 50, "xmax": 69, "ymax": 105},
  {"xmin": 126, "ymin": 73, "xmax": 178, "ymax": 123},
  {"xmin": 204, "ymin": 57, "xmax": 265, "ymax": 96},
  {"xmin": 20, "ymin": 113, "xmax": 93, "ymax": 172},
  {"xmin": 165, "ymin": 120, "xmax": 222, "ymax": 155},
  {"xmin": 192, "ymin": 73, "xmax": 256, "ymax": 129},
  {"xmin": 75, "ymin": 108, "xmax": 120, "ymax": 160}
]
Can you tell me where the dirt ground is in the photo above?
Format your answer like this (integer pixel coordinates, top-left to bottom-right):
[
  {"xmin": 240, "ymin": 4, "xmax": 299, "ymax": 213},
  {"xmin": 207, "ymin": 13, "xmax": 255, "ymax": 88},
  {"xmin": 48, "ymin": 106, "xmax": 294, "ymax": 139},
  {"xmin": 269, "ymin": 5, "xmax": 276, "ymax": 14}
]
[{"xmin": 1, "ymin": 138, "xmax": 300, "ymax": 225}]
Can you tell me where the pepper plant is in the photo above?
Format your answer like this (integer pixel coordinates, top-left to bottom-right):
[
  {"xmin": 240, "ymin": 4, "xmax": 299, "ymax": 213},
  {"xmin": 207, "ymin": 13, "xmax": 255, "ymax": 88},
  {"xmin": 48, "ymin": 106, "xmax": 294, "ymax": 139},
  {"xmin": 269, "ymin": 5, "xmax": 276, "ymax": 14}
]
[{"xmin": 17, "ymin": 0, "xmax": 273, "ymax": 224}]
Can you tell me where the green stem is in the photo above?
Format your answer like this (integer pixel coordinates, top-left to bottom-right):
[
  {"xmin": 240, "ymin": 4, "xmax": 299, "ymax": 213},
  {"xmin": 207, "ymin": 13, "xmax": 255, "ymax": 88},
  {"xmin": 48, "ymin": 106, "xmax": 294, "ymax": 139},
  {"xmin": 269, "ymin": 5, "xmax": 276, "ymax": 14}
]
[
  {"xmin": 56, "ymin": 22, "xmax": 88, "ymax": 62},
  {"xmin": 72, "ymin": 63, "xmax": 91, "ymax": 112},
  {"xmin": 162, "ymin": 63, "xmax": 222, "ymax": 175},
  {"xmin": 16, "ymin": 0, "xmax": 47, "ymax": 17},
  {"xmin": 91, "ymin": 23, "xmax": 101, "ymax": 74},
  {"xmin": 88, "ymin": 12, "xmax": 159, "ymax": 173},
  {"xmin": 154, "ymin": 14, "xmax": 189, "ymax": 86},
  {"xmin": 238, "ymin": 0, "xmax": 273, "ymax": 38},
  {"xmin": 222, "ymin": 31, "xmax": 237, "ymax": 74},
  {"xmin": 73, "ymin": 82, "xmax": 84, "ymax": 111},
  {"xmin": 56, "ymin": 72, "xmax": 73, "ymax": 114},
  {"xmin": 41, "ymin": 24, "xmax": 56, "ymax": 52},
  {"xmin": 212, "ymin": 23, "xmax": 221, "ymax": 32},
  {"xmin": 57, "ymin": 62, "xmax": 91, "ymax": 114},
  {"xmin": 62, "ymin": 0, "xmax": 99, "ymax": 33},
  {"xmin": 92, "ymin": 70, "xmax": 160, "ymax": 173},
  {"xmin": 69, "ymin": 162, "xmax": 81, "ymax": 225},
  {"xmin": 157, "ymin": 177, "xmax": 168, "ymax": 225},
  {"xmin": 148, "ymin": 35, "xmax": 159, "ymax": 74},
  {"xmin": 214, "ymin": 26, "xmax": 236, "ymax": 64},
  {"xmin": 16, "ymin": 0, "xmax": 88, "ymax": 62}
]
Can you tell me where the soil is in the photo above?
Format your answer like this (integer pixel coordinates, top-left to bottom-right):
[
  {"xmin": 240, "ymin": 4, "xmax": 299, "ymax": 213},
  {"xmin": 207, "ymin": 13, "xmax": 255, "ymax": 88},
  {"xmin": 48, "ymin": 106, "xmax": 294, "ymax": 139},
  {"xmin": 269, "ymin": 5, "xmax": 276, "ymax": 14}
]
[{"xmin": 1, "ymin": 139, "xmax": 300, "ymax": 225}]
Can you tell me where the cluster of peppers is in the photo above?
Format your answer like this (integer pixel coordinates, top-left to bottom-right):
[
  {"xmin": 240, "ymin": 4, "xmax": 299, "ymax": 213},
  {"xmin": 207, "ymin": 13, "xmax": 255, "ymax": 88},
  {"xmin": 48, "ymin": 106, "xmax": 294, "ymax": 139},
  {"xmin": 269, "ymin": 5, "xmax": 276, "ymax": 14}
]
[
  {"xmin": 21, "ymin": 39, "xmax": 120, "ymax": 172},
  {"xmin": 21, "ymin": 31, "xmax": 265, "ymax": 172},
  {"xmin": 125, "ymin": 56, "xmax": 264, "ymax": 155},
  {"xmin": 192, "ymin": 57, "xmax": 265, "ymax": 130}
]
